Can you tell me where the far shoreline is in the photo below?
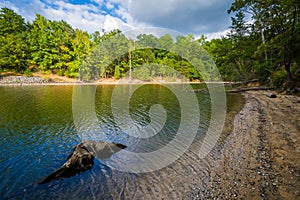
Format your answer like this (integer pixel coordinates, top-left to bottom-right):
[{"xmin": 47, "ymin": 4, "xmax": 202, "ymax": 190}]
[
  {"xmin": 0, "ymin": 80, "xmax": 205, "ymax": 86},
  {"xmin": 0, "ymin": 74, "xmax": 239, "ymax": 86}
]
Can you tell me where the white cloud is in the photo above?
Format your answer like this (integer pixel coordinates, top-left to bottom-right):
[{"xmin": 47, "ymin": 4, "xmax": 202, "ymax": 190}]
[
  {"xmin": 109, "ymin": 0, "xmax": 130, "ymax": 8},
  {"xmin": 42, "ymin": 1, "xmax": 106, "ymax": 32},
  {"xmin": 1, "ymin": 0, "xmax": 234, "ymax": 39},
  {"xmin": 1, "ymin": 0, "xmax": 43, "ymax": 22},
  {"xmin": 103, "ymin": 15, "xmax": 133, "ymax": 32},
  {"xmin": 203, "ymin": 29, "xmax": 230, "ymax": 41},
  {"xmin": 92, "ymin": 0, "xmax": 104, "ymax": 6},
  {"xmin": 128, "ymin": 0, "xmax": 233, "ymax": 34},
  {"xmin": 105, "ymin": 2, "xmax": 114, "ymax": 10},
  {"xmin": 1, "ymin": 0, "xmax": 107, "ymax": 32}
]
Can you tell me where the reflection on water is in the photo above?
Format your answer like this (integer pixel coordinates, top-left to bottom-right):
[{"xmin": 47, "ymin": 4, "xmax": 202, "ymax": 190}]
[{"xmin": 0, "ymin": 84, "xmax": 244, "ymax": 199}]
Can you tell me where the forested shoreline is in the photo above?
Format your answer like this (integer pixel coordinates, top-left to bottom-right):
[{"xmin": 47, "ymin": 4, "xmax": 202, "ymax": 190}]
[{"xmin": 0, "ymin": 0, "xmax": 299, "ymax": 90}]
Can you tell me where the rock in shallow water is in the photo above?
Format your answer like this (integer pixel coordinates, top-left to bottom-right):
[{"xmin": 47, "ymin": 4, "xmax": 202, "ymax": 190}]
[{"xmin": 266, "ymin": 93, "xmax": 277, "ymax": 98}]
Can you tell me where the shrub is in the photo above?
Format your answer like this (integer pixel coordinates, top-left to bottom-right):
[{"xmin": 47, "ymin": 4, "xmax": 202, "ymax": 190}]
[
  {"xmin": 23, "ymin": 69, "xmax": 32, "ymax": 76},
  {"xmin": 65, "ymin": 71, "xmax": 78, "ymax": 78},
  {"xmin": 271, "ymin": 69, "xmax": 286, "ymax": 88}
]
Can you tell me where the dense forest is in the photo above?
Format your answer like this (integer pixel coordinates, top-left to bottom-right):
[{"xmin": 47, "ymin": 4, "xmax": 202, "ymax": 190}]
[{"xmin": 0, "ymin": 0, "xmax": 299, "ymax": 89}]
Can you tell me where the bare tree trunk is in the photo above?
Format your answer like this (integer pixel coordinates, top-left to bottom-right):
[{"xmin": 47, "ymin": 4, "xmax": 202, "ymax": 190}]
[
  {"xmin": 260, "ymin": 28, "xmax": 268, "ymax": 61},
  {"xmin": 284, "ymin": 63, "xmax": 293, "ymax": 83}
]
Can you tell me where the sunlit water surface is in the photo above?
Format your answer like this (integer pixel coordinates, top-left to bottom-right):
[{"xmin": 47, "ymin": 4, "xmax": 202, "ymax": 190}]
[{"xmin": 0, "ymin": 84, "xmax": 243, "ymax": 199}]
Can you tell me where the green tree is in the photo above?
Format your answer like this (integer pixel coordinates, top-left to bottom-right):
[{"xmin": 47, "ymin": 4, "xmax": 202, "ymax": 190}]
[
  {"xmin": 67, "ymin": 29, "xmax": 92, "ymax": 77},
  {"xmin": 0, "ymin": 8, "xmax": 29, "ymax": 71},
  {"xmin": 28, "ymin": 15, "xmax": 76, "ymax": 74},
  {"xmin": 80, "ymin": 30, "xmax": 128, "ymax": 81},
  {"xmin": 114, "ymin": 65, "xmax": 121, "ymax": 79},
  {"xmin": 204, "ymin": 38, "xmax": 237, "ymax": 81},
  {"xmin": 158, "ymin": 34, "xmax": 174, "ymax": 50},
  {"xmin": 229, "ymin": 0, "xmax": 300, "ymax": 86},
  {"xmin": 0, "ymin": 8, "xmax": 26, "ymax": 35},
  {"xmin": 28, "ymin": 14, "xmax": 54, "ymax": 71},
  {"xmin": 50, "ymin": 20, "xmax": 74, "ymax": 75}
]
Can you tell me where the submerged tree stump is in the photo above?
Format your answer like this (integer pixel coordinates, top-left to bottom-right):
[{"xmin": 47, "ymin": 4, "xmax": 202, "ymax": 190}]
[{"xmin": 39, "ymin": 140, "xmax": 126, "ymax": 184}]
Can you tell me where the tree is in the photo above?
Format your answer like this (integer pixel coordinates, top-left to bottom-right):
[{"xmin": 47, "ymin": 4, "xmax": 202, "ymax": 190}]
[
  {"xmin": 50, "ymin": 20, "xmax": 74, "ymax": 75},
  {"xmin": 0, "ymin": 8, "xmax": 26, "ymax": 36},
  {"xmin": 67, "ymin": 29, "xmax": 92, "ymax": 77},
  {"xmin": 79, "ymin": 30, "xmax": 129, "ymax": 81},
  {"xmin": 28, "ymin": 14, "xmax": 53, "ymax": 71},
  {"xmin": 229, "ymin": 0, "xmax": 300, "ymax": 85},
  {"xmin": 28, "ymin": 15, "xmax": 77, "ymax": 74},
  {"xmin": 0, "ymin": 8, "xmax": 29, "ymax": 72},
  {"xmin": 114, "ymin": 65, "xmax": 121, "ymax": 79},
  {"xmin": 158, "ymin": 34, "xmax": 174, "ymax": 50}
]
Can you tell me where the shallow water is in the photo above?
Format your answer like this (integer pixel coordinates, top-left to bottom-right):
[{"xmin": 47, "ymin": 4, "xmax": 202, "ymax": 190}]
[{"xmin": 0, "ymin": 84, "xmax": 243, "ymax": 199}]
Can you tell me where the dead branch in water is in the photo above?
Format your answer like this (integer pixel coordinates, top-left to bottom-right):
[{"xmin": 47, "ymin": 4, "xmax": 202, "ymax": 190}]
[{"xmin": 227, "ymin": 86, "xmax": 274, "ymax": 93}]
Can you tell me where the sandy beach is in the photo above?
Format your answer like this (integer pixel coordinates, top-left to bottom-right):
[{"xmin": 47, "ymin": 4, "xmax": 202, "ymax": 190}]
[{"xmin": 194, "ymin": 91, "xmax": 300, "ymax": 199}]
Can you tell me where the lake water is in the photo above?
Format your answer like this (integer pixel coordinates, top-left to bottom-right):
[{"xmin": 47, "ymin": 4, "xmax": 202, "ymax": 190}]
[{"xmin": 0, "ymin": 84, "xmax": 243, "ymax": 199}]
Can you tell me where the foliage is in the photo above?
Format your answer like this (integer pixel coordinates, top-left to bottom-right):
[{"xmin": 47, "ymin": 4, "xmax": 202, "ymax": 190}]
[
  {"xmin": 271, "ymin": 70, "xmax": 286, "ymax": 88},
  {"xmin": 0, "ymin": 8, "xmax": 29, "ymax": 72},
  {"xmin": 0, "ymin": 3, "xmax": 299, "ymax": 89},
  {"xmin": 225, "ymin": 0, "xmax": 300, "ymax": 86},
  {"xmin": 81, "ymin": 32, "xmax": 207, "ymax": 82},
  {"xmin": 23, "ymin": 69, "xmax": 32, "ymax": 76}
]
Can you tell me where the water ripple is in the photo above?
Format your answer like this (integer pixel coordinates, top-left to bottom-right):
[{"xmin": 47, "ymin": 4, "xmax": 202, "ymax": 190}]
[{"xmin": 0, "ymin": 85, "xmax": 244, "ymax": 199}]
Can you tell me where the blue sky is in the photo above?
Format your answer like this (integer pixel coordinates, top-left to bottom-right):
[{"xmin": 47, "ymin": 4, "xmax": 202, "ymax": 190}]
[{"xmin": 0, "ymin": 0, "xmax": 234, "ymax": 39}]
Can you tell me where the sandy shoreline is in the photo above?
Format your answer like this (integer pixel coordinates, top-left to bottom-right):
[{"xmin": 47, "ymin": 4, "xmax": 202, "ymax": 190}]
[{"xmin": 193, "ymin": 91, "xmax": 300, "ymax": 199}]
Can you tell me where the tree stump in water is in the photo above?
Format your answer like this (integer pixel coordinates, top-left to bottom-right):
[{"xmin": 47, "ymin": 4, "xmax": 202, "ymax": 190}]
[{"xmin": 38, "ymin": 140, "xmax": 126, "ymax": 184}]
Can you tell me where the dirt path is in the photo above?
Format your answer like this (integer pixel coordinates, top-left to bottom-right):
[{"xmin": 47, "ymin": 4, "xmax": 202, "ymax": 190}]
[{"xmin": 201, "ymin": 91, "xmax": 300, "ymax": 199}]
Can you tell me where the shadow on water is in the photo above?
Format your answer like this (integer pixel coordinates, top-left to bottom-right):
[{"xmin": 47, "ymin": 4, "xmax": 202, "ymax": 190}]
[{"xmin": 0, "ymin": 84, "xmax": 244, "ymax": 199}]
